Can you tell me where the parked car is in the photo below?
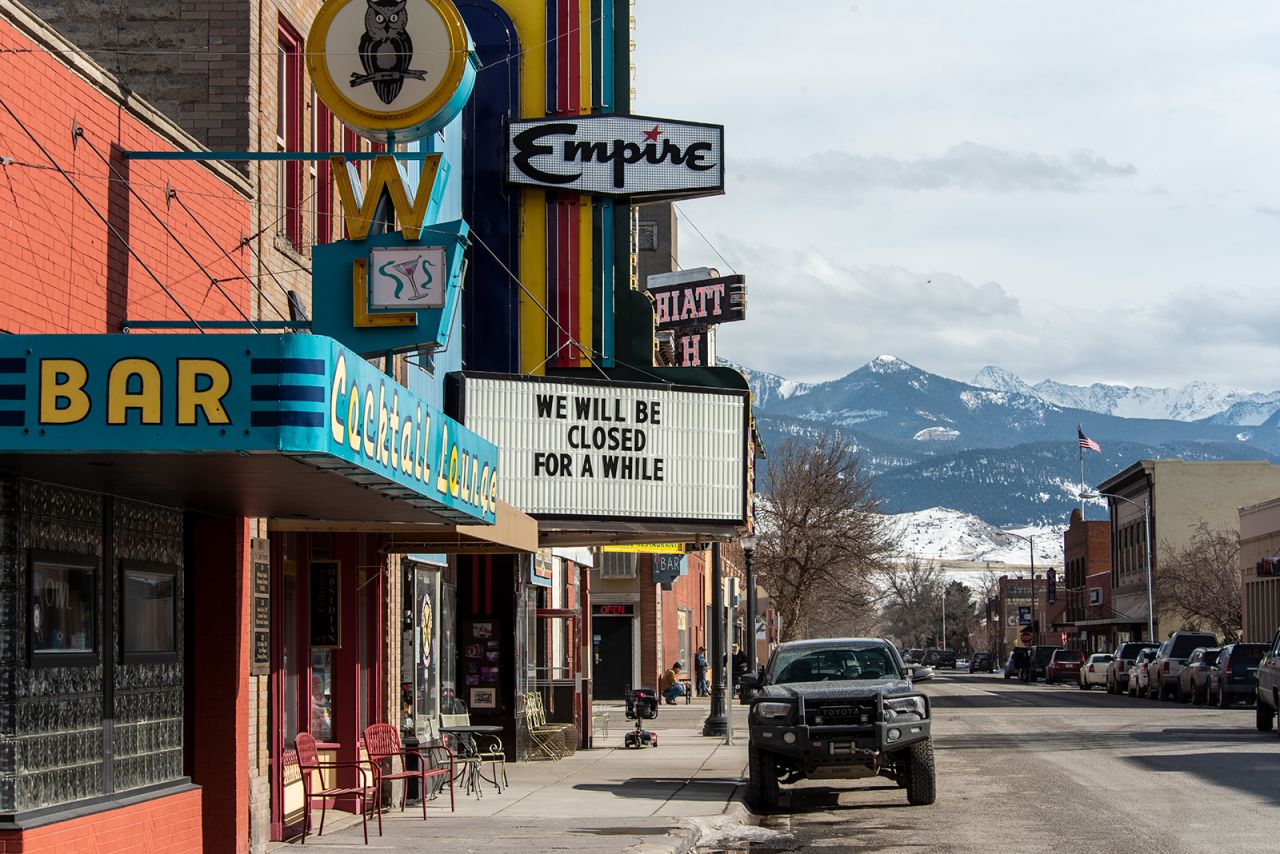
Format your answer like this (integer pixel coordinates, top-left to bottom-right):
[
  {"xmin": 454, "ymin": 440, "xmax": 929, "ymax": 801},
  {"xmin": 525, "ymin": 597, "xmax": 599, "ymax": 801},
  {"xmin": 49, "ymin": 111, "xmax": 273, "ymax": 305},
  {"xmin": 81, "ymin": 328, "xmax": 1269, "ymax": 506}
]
[
  {"xmin": 1177, "ymin": 647, "xmax": 1219, "ymax": 704},
  {"xmin": 969, "ymin": 652, "xmax": 995, "ymax": 673},
  {"xmin": 1044, "ymin": 649, "xmax": 1084, "ymax": 684},
  {"xmin": 1078, "ymin": 653, "xmax": 1113, "ymax": 690},
  {"xmin": 1025, "ymin": 645, "xmax": 1061, "ymax": 682},
  {"xmin": 1129, "ymin": 648, "xmax": 1157, "ymax": 697},
  {"xmin": 1107, "ymin": 641, "xmax": 1158, "ymax": 694},
  {"xmin": 1149, "ymin": 631, "xmax": 1218, "ymax": 700},
  {"xmin": 923, "ymin": 649, "xmax": 957, "ymax": 669},
  {"xmin": 1208, "ymin": 642, "xmax": 1267, "ymax": 708},
  {"xmin": 1005, "ymin": 648, "xmax": 1029, "ymax": 680},
  {"xmin": 906, "ymin": 649, "xmax": 925, "ymax": 664},
  {"xmin": 1256, "ymin": 629, "xmax": 1280, "ymax": 731}
]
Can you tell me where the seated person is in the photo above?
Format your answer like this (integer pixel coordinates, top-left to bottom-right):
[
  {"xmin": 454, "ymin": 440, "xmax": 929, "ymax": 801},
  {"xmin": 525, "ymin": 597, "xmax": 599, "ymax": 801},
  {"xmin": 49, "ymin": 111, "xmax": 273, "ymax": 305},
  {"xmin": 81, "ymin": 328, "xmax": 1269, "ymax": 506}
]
[{"xmin": 659, "ymin": 662, "xmax": 686, "ymax": 704}]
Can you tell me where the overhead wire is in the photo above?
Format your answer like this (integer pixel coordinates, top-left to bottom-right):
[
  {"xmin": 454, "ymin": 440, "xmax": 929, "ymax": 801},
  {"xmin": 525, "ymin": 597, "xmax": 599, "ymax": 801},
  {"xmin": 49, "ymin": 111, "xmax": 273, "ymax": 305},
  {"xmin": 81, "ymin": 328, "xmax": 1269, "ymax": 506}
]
[
  {"xmin": 168, "ymin": 189, "xmax": 291, "ymax": 323},
  {"xmin": 74, "ymin": 129, "xmax": 260, "ymax": 331},
  {"xmin": 0, "ymin": 92, "xmax": 205, "ymax": 331},
  {"xmin": 673, "ymin": 203, "xmax": 737, "ymax": 275}
]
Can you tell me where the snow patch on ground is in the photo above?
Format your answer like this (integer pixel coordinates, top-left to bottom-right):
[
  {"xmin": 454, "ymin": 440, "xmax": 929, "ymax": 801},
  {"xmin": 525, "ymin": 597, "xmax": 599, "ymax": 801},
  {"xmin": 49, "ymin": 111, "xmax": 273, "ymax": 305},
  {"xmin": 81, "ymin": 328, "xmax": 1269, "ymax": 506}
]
[{"xmin": 913, "ymin": 427, "xmax": 960, "ymax": 441}]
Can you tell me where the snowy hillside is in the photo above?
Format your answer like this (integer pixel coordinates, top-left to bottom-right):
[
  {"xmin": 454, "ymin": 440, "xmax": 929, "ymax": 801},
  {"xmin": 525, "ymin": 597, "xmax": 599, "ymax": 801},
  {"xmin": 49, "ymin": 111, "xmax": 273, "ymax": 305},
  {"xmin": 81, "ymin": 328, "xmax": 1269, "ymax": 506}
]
[
  {"xmin": 718, "ymin": 359, "xmax": 812, "ymax": 410},
  {"xmin": 887, "ymin": 507, "xmax": 1066, "ymax": 566}
]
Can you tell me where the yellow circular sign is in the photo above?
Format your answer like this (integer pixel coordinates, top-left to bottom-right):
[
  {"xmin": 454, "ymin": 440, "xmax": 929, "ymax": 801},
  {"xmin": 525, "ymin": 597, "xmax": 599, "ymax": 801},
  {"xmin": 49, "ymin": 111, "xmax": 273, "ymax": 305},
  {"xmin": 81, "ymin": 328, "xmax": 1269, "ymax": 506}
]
[{"xmin": 307, "ymin": 0, "xmax": 476, "ymax": 142}]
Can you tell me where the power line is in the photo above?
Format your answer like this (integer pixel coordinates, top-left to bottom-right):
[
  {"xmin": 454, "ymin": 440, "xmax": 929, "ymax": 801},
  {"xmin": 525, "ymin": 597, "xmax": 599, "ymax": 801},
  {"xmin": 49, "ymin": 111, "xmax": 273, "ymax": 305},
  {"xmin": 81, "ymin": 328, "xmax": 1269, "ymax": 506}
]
[
  {"xmin": 168, "ymin": 189, "xmax": 291, "ymax": 323},
  {"xmin": 0, "ymin": 93, "xmax": 204, "ymax": 330},
  {"xmin": 75, "ymin": 129, "xmax": 259, "ymax": 330},
  {"xmin": 673, "ymin": 204, "xmax": 737, "ymax": 275}
]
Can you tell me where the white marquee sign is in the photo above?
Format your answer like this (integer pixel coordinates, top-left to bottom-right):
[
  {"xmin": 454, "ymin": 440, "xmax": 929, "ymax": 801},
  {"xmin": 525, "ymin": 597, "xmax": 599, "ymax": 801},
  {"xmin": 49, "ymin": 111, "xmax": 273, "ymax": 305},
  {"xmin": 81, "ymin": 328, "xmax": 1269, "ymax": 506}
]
[{"xmin": 458, "ymin": 374, "xmax": 748, "ymax": 523}]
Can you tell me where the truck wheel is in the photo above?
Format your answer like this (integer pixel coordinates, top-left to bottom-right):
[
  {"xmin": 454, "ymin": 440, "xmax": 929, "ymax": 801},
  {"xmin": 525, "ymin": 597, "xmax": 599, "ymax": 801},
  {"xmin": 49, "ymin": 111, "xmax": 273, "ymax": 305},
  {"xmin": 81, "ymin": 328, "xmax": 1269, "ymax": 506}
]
[
  {"xmin": 904, "ymin": 739, "xmax": 937, "ymax": 806},
  {"xmin": 746, "ymin": 742, "xmax": 780, "ymax": 812},
  {"xmin": 1258, "ymin": 697, "xmax": 1275, "ymax": 732}
]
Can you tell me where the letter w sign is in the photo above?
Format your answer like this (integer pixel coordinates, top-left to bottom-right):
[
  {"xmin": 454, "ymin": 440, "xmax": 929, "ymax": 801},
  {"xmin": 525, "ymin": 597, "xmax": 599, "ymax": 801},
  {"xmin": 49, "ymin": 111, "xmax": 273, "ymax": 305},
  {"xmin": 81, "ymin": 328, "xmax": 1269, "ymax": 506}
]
[{"xmin": 331, "ymin": 154, "xmax": 449, "ymax": 241}]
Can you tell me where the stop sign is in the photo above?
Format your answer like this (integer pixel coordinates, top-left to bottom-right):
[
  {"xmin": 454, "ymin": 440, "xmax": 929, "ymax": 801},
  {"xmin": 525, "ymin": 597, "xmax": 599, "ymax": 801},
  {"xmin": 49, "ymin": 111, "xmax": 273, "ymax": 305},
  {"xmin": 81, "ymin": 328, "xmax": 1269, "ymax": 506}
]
[{"xmin": 1020, "ymin": 630, "xmax": 1033, "ymax": 644}]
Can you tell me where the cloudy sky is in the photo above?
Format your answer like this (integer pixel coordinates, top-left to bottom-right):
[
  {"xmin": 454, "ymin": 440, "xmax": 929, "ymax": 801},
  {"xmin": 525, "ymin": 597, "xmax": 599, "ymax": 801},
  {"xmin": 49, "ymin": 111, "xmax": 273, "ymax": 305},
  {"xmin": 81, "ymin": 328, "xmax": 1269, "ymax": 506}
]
[{"xmin": 633, "ymin": 1, "xmax": 1280, "ymax": 391}]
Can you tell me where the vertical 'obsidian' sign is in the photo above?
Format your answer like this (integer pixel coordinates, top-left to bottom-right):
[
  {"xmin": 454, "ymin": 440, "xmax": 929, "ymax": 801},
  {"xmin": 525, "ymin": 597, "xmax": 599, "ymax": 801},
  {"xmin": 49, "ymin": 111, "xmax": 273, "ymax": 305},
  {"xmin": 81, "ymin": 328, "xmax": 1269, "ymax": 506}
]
[
  {"xmin": 251, "ymin": 538, "xmax": 271, "ymax": 675},
  {"xmin": 310, "ymin": 561, "xmax": 342, "ymax": 648}
]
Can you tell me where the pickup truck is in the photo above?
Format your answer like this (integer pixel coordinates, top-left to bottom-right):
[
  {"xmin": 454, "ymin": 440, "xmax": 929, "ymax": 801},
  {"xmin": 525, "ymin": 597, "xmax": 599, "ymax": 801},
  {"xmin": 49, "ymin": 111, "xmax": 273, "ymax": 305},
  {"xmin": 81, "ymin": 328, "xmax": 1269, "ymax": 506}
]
[
  {"xmin": 1256, "ymin": 628, "xmax": 1280, "ymax": 731},
  {"xmin": 742, "ymin": 637, "xmax": 935, "ymax": 811}
]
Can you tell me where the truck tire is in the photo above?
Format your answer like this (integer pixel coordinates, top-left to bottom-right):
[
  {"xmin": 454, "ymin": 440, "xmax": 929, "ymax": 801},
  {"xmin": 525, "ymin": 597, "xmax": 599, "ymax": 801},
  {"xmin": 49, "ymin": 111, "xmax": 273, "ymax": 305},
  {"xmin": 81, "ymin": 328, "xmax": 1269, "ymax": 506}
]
[
  {"xmin": 1258, "ymin": 696, "xmax": 1275, "ymax": 732},
  {"xmin": 746, "ymin": 742, "xmax": 780, "ymax": 811},
  {"xmin": 904, "ymin": 739, "xmax": 937, "ymax": 806}
]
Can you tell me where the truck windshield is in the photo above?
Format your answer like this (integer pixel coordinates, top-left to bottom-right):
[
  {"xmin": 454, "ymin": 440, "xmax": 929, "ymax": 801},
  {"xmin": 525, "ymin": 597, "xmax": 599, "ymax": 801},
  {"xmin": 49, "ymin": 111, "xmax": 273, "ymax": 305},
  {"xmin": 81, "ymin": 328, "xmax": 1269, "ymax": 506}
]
[{"xmin": 769, "ymin": 644, "xmax": 901, "ymax": 684}]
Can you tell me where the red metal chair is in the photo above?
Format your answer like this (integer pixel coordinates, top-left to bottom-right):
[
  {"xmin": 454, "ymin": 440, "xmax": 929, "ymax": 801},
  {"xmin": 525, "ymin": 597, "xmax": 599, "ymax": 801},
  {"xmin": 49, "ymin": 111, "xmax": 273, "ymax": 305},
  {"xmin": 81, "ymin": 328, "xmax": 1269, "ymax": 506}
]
[
  {"xmin": 362, "ymin": 722, "xmax": 456, "ymax": 819},
  {"xmin": 294, "ymin": 733, "xmax": 379, "ymax": 844}
]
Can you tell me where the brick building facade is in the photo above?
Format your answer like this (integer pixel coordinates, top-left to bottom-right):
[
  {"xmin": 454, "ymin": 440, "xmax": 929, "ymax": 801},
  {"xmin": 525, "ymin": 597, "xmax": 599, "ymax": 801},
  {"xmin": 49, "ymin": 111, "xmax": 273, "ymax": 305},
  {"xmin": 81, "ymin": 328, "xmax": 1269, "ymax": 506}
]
[{"xmin": 1062, "ymin": 508, "xmax": 1113, "ymax": 652}]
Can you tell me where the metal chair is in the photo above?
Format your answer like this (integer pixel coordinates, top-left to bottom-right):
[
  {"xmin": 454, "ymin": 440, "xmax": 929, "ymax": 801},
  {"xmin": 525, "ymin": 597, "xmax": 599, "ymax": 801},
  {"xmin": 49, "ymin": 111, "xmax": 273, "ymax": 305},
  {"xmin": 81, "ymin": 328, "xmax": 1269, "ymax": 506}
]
[
  {"xmin": 362, "ymin": 722, "xmax": 455, "ymax": 819},
  {"xmin": 441, "ymin": 709, "xmax": 508, "ymax": 794},
  {"xmin": 294, "ymin": 733, "xmax": 379, "ymax": 844}
]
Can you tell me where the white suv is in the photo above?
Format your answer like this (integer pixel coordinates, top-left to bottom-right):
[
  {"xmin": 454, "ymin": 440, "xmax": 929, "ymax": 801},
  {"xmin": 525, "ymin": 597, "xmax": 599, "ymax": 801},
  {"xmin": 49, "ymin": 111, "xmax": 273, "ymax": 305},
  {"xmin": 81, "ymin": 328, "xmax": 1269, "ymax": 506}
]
[{"xmin": 1148, "ymin": 631, "xmax": 1218, "ymax": 701}]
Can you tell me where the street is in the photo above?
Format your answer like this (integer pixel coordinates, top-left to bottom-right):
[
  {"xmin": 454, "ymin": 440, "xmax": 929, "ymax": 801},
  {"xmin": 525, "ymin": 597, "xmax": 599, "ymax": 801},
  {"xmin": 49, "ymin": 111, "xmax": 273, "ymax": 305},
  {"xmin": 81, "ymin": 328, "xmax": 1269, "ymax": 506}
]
[{"xmin": 701, "ymin": 671, "xmax": 1280, "ymax": 854}]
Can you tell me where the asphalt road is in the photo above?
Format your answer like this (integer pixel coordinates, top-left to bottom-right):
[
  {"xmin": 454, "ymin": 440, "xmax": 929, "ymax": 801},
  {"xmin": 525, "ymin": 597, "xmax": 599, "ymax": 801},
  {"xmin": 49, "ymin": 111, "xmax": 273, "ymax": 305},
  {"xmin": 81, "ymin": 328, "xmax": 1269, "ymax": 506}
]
[{"xmin": 703, "ymin": 671, "xmax": 1280, "ymax": 854}]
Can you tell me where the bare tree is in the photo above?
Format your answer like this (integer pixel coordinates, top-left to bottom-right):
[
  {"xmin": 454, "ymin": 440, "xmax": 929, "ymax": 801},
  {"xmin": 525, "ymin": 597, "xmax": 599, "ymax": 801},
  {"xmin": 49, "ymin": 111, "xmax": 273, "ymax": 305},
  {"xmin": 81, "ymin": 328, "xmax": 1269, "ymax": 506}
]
[
  {"xmin": 1157, "ymin": 523, "xmax": 1242, "ymax": 641},
  {"xmin": 756, "ymin": 437, "xmax": 897, "ymax": 642},
  {"xmin": 968, "ymin": 571, "xmax": 1003, "ymax": 654},
  {"xmin": 877, "ymin": 559, "xmax": 945, "ymax": 649}
]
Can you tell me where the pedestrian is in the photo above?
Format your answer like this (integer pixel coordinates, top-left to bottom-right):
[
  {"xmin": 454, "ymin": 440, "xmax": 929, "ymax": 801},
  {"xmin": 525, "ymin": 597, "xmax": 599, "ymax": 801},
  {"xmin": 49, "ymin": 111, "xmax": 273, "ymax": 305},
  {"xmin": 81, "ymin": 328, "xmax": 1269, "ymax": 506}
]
[
  {"xmin": 694, "ymin": 646, "xmax": 709, "ymax": 696},
  {"xmin": 731, "ymin": 643, "xmax": 749, "ymax": 695},
  {"xmin": 659, "ymin": 662, "xmax": 686, "ymax": 704}
]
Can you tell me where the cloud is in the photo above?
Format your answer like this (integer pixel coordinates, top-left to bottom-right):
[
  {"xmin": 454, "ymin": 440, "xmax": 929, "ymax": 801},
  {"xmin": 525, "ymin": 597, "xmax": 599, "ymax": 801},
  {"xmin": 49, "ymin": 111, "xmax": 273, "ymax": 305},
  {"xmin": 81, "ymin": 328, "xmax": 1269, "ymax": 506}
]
[
  {"xmin": 1255, "ymin": 205, "xmax": 1280, "ymax": 218},
  {"xmin": 733, "ymin": 142, "xmax": 1136, "ymax": 200},
  {"xmin": 712, "ymin": 242, "xmax": 1280, "ymax": 392}
]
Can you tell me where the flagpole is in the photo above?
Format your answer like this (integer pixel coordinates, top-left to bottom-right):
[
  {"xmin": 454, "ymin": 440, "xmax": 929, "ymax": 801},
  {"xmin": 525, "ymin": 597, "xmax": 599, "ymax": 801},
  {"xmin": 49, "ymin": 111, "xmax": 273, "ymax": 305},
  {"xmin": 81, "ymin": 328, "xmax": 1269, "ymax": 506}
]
[{"xmin": 1078, "ymin": 424, "xmax": 1086, "ymax": 517}]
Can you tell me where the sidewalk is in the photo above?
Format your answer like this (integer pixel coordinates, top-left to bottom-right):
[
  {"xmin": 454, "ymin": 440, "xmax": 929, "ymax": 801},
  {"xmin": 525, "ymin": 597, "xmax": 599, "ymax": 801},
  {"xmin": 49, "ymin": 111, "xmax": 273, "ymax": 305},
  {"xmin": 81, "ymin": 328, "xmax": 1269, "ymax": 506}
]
[{"xmin": 279, "ymin": 698, "xmax": 751, "ymax": 853}]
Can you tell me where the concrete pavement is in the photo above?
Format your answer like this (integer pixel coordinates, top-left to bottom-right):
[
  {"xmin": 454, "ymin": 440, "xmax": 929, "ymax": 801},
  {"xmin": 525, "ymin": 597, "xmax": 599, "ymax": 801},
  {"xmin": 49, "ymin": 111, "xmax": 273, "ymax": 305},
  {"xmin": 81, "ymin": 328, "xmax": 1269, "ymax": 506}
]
[{"xmin": 278, "ymin": 697, "xmax": 750, "ymax": 853}]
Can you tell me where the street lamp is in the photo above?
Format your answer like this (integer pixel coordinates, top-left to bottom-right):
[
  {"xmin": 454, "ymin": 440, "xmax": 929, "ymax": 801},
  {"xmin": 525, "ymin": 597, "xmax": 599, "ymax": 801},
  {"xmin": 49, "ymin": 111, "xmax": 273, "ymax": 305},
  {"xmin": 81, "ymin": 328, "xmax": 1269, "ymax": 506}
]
[
  {"xmin": 740, "ymin": 533, "xmax": 758, "ymax": 674},
  {"xmin": 702, "ymin": 542, "xmax": 727, "ymax": 737},
  {"xmin": 1083, "ymin": 490, "xmax": 1155, "ymax": 642}
]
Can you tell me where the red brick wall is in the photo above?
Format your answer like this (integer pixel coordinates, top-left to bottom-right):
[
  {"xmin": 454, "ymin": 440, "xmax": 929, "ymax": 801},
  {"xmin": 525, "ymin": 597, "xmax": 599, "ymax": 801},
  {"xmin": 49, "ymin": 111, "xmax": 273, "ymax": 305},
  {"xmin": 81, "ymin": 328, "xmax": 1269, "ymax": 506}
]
[
  {"xmin": 659, "ymin": 553, "xmax": 707, "ymax": 676},
  {"xmin": 0, "ymin": 788, "xmax": 202, "ymax": 853},
  {"xmin": 0, "ymin": 14, "xmax": 251, "ymax": 335}
]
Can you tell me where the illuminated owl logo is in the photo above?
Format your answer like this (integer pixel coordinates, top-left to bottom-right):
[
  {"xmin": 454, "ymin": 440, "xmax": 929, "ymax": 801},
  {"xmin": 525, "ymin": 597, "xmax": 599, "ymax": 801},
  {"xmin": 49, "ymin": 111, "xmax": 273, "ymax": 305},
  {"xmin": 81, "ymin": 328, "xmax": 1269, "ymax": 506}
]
[{"xmin": 350, "ymin": 0, "xmax": 427, "ymax": 105}]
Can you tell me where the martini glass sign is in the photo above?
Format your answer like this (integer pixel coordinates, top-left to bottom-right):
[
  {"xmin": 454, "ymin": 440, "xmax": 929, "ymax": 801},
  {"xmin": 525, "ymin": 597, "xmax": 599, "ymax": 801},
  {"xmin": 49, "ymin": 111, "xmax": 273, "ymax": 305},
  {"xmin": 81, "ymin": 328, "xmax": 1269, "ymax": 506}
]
[{"xmin": 370, "ymin": 246, "xmax": 446, "ymax": 309}]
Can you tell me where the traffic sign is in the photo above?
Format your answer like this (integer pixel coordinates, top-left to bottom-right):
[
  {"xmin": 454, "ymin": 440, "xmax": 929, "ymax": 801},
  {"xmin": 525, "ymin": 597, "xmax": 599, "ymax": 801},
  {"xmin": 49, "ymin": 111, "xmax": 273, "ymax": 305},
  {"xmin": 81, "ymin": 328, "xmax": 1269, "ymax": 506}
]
[{"xmin": 1020, "ymin": 630, "xmax": 1033, "ymax": 644}]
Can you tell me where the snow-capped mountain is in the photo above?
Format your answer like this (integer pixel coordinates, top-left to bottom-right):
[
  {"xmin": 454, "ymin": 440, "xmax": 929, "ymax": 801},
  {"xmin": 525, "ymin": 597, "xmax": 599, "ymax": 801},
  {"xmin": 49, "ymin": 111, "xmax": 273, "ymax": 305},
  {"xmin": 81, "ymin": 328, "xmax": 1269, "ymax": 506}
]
[
  {"xmin": 969, "ymin": 367, "xmax": 1280, "ymax": 426},
  {"xmin": 718, "ymin": 359, "xmax": 812, "ymax": 410},
  {"xmin": 735, "ymin": 354, "xmax": 1280, "ymax": 529}
]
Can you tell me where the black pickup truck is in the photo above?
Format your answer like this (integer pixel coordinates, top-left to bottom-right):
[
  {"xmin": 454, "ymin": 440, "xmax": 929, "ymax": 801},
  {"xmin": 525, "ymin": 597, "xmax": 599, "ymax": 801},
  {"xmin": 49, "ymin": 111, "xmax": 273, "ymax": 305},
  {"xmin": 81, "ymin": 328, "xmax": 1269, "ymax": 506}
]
[{"xmin": 741, "ymin": 637, "xmax": 935, "ymax": 810}]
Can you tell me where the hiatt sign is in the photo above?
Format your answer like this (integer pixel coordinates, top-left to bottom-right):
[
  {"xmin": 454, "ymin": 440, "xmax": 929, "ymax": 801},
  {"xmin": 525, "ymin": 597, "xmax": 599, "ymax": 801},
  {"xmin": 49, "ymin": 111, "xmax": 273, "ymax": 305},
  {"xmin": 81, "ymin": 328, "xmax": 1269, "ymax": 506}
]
[
  {"xmin": 507, "ymin": 114, "xmax": 724, "ymax": 200},
  {"xmin": 455, "ymin": 373, "xmax": 748, "ymax": 525},
  {"xmin": 646, "ymin": 269, "xmax": 747, "ymax": 332}
]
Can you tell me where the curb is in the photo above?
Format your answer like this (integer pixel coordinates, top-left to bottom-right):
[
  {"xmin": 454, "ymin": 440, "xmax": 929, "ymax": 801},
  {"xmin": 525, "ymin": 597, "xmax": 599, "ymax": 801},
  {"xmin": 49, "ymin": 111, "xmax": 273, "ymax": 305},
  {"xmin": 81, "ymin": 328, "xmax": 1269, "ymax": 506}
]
[{"xmin": 642, "ymin": 786, "xmax": 758, "ymax": 854}]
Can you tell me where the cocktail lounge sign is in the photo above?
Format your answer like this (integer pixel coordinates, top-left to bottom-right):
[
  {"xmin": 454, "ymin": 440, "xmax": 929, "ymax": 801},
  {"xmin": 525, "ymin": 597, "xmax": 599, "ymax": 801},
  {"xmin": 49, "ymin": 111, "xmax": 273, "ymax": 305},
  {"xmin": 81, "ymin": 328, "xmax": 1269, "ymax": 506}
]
[
  {"xmin": 0, "ymin": 335, "xmax": 498, "ymax": 524},
  {"xmin": 645, "ymin": 270, "xmax": 747, "ymax": 332},
  {"xmin": 506, "ymin": 114, "xmax": 724, "ymax": 200}
]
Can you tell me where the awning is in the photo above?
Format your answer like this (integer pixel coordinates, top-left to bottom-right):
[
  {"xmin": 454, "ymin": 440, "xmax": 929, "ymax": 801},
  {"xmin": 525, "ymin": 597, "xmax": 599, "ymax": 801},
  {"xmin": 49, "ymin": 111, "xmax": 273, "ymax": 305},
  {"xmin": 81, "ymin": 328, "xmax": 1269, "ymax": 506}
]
[
  {"xmin": 0, "ymin": 334, "xmax": 498, "ymax": 526},
  {"xmin": 273, "ymin": 499, "xmax": 537, "ymax": 554},
  {"xmin": 1073, "ymin": 590, "xmax": 1151, "ymax": 626}
]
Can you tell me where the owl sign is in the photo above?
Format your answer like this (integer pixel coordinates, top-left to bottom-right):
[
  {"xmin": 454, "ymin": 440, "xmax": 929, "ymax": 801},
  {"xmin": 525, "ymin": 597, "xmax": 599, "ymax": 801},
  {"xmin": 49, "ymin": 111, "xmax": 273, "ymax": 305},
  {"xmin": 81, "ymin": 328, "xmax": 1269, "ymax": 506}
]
[{"xmin": 308, "ymin": 0, "xmax": 477, "ymax": 142}]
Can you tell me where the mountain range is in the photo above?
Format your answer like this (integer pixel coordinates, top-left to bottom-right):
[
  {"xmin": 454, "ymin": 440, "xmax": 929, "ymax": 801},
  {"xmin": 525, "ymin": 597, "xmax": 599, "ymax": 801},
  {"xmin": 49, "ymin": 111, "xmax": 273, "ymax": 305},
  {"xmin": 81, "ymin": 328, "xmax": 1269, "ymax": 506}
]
[{"xmin": 728, "ymin": 356, "xmax": 1280, "ymax": 530}]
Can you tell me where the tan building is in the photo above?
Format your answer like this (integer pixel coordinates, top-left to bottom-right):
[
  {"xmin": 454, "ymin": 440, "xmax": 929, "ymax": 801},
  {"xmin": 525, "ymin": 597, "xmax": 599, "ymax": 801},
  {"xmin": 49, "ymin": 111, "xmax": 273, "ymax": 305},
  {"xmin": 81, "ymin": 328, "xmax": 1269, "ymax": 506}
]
[
  {"xmin": 1240, "ymin": 497, "xmax": 1280, "ymax": 643},
  {"xmin": 1098, "ymin": 460, "xmax": 1280, "ymax": 641}
]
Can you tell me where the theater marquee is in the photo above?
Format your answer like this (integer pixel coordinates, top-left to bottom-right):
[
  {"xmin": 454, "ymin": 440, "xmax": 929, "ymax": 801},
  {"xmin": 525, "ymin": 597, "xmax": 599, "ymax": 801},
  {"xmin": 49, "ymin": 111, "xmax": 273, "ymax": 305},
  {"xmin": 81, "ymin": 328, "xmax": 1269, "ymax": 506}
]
[{"xmin": 454, "ymin": 374, "xmax": 748, "ymax": 525}]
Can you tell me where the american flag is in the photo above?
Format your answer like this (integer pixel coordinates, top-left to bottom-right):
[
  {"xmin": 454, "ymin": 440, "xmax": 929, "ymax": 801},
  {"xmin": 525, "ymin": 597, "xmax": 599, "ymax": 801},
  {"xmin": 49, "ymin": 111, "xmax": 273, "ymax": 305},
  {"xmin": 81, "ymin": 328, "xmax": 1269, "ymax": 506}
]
[{"xmin": 1078, "ymin": 428, "xmax": 1101, "ymax": 454}]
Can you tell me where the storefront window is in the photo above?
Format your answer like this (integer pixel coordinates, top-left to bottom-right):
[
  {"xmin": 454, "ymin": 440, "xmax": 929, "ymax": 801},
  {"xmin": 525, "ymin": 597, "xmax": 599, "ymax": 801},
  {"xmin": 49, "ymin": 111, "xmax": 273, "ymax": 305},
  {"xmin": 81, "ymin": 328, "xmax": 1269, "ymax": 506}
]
[
  {"xmin": 414, "ymin": 567, "xmax": 440, "ymax": 736},
  {"xmin": 29, "ymin": 552, "xmax": 96, "ymax": 664},
  {"xmin": 310, "ymin": 648, "xmax": 334, "ymax": 742},
  {"xmin": 440, "ymin": 580, "xmax": 457, "ymax": 713},
  {"xmin": 122, "ymin": 562, "xmax": 177, "ymax": 659}
]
